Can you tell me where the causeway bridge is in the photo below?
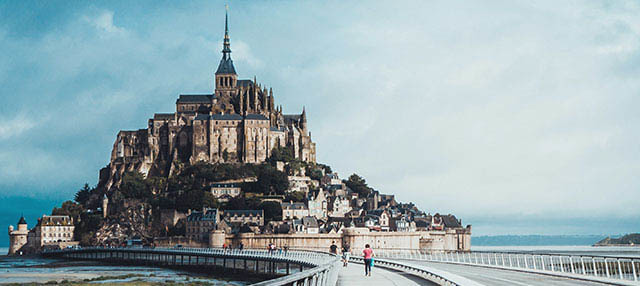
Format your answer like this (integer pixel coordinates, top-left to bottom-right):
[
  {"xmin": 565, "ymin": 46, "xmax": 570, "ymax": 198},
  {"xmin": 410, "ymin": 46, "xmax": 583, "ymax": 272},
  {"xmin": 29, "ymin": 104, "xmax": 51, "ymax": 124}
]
[{"xmin": 43, "ymin": 247, "xmax": 640, "ymax": 285}]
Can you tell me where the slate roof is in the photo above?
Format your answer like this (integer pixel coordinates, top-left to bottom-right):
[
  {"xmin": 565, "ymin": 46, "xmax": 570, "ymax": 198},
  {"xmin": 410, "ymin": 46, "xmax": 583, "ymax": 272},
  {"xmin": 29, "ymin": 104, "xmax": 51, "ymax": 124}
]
[
  {"xmin": 282, "ymin": 202, "xmax": 308, "ymax": 210},
  {"xmin": 17, "ymin": 216, "xmax": 26, "ymax": 225},
  {"xmin": 153, "ymin": 113, "xmax": 174, "ymax": 120},
  {"xmin": 38, "ymin": 215, "xmax": 73, "ymax": 226},
  {"xmin": 211, "ymin": 113, "xmax": 243, "ymax": 121},
  {"xmin": 176, "ymin": 94, "xmax": 214, "ymax": 104},
  {"xmin": 237, "ymin": 80, "xmax": 254, "ymax": 88},
  {"xmin": 302, "ymin": 216, "xmax": 319, "ymax": 228},
  {"xmin": 441, "ymin": 214, "xmax": 462, "ymax": 228},
  {"xmin": 224, "ymin": 210, "xmax": 263, "ymax": 217},
  {"xmin": 245, "ymin": 114, "xmax": 269, "ymax": 120},
  {"xmin": 216, "ymin": 58, "xmax": 236, "ymax": 74},
  {"xmin": 194, "ymin": 114, "xmax": 210, "ymax": 121},
  {"xmin": 284, "ymin": 114, "xmax": 301, "ymax": 123},
  {"xmin": 187, "ymin": 208, "xmax": 218, "ymax": 222},
  {"xmin": 210, "ymin": 183, "xmax": 241, "ymax": 188}
]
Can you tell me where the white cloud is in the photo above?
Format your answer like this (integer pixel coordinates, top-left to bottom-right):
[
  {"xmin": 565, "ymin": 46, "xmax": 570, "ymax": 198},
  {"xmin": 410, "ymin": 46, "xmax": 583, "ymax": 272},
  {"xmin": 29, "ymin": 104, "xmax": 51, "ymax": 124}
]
[
  {"xmin": 1, "ymin": 1, "xmax": 640, "ymax": 234},
  {"xmin": 0, "ymin": 114, "xmax": 36, "ymax": 140},
  {"xmin": 85, "ymin": 10, "xmax": 126, "ymax": 36}
]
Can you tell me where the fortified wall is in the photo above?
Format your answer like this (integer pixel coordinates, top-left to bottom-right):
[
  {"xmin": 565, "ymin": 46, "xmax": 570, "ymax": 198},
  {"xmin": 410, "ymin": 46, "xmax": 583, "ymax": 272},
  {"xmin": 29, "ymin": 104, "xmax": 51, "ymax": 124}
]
[{"xmin": 206, "ymin": 227, "xmax": 471, "ymax": 252}]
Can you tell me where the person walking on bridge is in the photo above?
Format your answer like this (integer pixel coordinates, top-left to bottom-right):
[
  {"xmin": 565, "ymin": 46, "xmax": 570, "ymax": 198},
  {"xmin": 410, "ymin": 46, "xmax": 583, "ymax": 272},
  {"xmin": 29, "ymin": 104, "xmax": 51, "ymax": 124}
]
[
  {"xmin": 330, "ymin": 241, "xmax": 338, "ymax": 254},
  {"xmin": 362, "ymin": 244, "xmax": 374, "ymax": 276}
]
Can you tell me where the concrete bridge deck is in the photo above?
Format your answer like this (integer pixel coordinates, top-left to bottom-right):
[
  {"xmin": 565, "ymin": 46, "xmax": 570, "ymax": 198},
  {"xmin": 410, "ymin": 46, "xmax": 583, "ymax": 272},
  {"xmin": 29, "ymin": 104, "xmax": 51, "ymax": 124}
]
[{"xmin": 337, "ymin": 263, "xmax": 435, "ymax": 286}]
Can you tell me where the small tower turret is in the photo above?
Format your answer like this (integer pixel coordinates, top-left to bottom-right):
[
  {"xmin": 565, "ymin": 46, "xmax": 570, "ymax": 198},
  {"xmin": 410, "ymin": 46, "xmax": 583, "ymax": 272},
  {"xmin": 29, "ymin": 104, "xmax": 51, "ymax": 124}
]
[
  {"xmin": 102, "ymin": 194, "xmax": 109, "ymax": 219},
  {"xmin": 8, "ymin": 216, "xmax": 28, "ymax": 255},
  {"xmin": 301, "ymin": 106, "xmax": 308, "ymax": 132}
]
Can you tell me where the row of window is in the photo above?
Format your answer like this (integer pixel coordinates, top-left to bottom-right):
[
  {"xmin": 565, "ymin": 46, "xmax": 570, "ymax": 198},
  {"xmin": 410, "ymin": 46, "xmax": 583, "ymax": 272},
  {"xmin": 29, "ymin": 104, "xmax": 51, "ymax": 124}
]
[
  {"xmin": 42, "ymin": 227, "xmax": 72, "ymax": 232},
  {"xmin": 44, "ymin": 232, "xmax": 71, "ymax": 238}
]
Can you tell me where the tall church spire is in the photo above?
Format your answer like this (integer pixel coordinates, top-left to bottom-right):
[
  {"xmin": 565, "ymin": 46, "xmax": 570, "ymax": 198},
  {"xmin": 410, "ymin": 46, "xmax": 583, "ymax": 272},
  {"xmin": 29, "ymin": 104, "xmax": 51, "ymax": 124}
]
[
  {"xmin": 216, "ymin": 5, "xmax": 236, "ymax": 75},
  {"xmin": 222, "ymin": 5, "xmax": 231, "ymax": 60}
]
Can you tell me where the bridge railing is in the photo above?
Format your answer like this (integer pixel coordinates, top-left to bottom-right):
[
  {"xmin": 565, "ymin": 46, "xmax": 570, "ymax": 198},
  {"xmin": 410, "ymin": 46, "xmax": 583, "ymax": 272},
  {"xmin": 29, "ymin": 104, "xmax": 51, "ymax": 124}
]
[
  {"xmin": 43, "ymin": 247, "xmax": 341, "ymax": 286},
  {"xmin": 369, "ymin": 249, "xmax": 640, "ymax": 283}
]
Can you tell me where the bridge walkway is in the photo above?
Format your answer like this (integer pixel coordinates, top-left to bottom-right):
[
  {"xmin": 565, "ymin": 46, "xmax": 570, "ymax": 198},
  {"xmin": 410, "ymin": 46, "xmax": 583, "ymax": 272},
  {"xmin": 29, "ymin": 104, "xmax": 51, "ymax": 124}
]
[
  {"xmin": 404, "ymin": 260, "xmax": 614, "ymax": 286},
  {"xmin": 337, "ymin": 262, "xmax": 435, "ymax": 286}
]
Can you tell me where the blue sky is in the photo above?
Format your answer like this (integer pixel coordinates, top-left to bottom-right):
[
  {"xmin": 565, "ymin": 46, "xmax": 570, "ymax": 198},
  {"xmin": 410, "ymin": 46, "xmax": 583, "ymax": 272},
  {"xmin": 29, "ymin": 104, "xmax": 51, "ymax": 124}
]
[{"xmin": 1, "ymin": 1, "xmax": 640, "ymax": 246}]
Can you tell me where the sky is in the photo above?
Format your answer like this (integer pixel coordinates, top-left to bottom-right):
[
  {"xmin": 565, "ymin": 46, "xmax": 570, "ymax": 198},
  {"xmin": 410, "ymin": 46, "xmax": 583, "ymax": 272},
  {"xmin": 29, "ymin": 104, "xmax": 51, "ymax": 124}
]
[{"xmin": 1, "ymin": 0, "xmax": 640, "ymax": 246}]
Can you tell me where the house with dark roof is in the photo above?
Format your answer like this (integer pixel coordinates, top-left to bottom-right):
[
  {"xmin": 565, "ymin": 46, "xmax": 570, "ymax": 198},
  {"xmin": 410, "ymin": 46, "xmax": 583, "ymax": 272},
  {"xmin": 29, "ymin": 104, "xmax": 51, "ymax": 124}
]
[
  {"xmin": 186, "ymin": 208, "xmax": 222, "ymax": 242},
  {"xmin": 223, "ymin": 210, "xmax": 264, "ymax": 226}
]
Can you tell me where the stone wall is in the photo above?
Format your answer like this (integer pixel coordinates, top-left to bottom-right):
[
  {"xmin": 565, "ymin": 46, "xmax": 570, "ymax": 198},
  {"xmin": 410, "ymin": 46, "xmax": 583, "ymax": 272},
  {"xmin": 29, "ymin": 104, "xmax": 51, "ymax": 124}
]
[{"xmin": 204, "ymin": 227, "xmax": 471, "ymax": 252}]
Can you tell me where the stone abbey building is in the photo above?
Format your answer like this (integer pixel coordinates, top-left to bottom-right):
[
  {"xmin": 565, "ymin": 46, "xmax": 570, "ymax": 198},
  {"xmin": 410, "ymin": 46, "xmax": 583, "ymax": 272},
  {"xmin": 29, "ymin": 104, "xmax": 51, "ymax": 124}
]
[{"xmin": 109, "ymin": 12, "xmax": 315, "ymax": 183}]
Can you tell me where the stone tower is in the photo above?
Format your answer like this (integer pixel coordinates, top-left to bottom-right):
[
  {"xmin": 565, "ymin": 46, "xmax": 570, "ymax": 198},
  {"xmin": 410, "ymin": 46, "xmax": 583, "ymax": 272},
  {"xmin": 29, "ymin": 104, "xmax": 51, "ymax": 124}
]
[
  {"xmin": 102, "ymin": 195, "xmax": 109, "ymax": 218},
  {"xmin": 214, "ymin": 8, "xmax": 237, "ymax": 99},
  {"xmin": 8, "ymin": 216, "xmax": 28, "ymax": 255}
]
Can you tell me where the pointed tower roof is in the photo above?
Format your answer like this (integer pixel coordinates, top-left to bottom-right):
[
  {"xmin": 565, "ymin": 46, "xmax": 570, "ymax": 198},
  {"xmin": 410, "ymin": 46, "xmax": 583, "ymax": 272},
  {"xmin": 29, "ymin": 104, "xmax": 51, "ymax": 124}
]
[
  {"xmin": 216, "ymin": 6, "xmax": 237, "ymax": 75},
  {"xmin": 18, "ymin": 216, "xmax": 26, "ymax": 225},
  {"xmin": 301, "ymin": 106, "xmax": 307, "ymax": 122}
]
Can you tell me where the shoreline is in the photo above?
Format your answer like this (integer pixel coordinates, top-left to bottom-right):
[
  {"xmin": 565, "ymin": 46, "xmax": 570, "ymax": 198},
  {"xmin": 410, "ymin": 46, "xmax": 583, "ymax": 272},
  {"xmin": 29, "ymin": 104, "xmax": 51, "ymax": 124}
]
[{"xmin": 0, "ymin": 256, "xmax": 253, "ymax": 285}]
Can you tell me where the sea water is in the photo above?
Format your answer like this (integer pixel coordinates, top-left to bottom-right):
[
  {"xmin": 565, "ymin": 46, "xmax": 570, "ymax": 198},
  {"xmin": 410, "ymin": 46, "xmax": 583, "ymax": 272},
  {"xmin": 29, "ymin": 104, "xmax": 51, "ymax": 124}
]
[
  {"xmin": 0, "ymin": 248, "xmax": 248, "ymax": 285},
  {"xmin": 471, "ymin": 245, "xmax": 640, "ymax": 258}
]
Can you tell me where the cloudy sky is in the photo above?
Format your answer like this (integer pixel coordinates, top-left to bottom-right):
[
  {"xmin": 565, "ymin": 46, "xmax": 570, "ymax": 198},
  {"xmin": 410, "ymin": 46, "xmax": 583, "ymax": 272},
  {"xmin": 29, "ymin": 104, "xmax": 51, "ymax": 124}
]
[{"xmin": 1, "ymin": 0, "xmax": 639, "ymax": 245}]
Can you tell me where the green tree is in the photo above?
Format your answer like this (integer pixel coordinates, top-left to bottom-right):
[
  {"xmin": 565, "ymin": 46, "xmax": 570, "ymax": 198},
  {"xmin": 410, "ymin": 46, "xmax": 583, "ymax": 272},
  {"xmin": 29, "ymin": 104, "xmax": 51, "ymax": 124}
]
[
  {"xmin": 285, "ymin": 191, "xmax": 306, "ymax": 202},
  {"xmin": 175, "ymin": 189, "xmax": 205, "ymax": 212},
  {"xmin": 74, "ymin": 184, "xmax": 92, "ymax": 206},
  {"xmin": 344, "ymin": 173, "xmax": 372, "ymax": 197},
  {"xmin": 52, "ymin": 201, "xmax": 83, "ymax": 222},
  {"xmin": 268, "ymin": 145, "xmax": 295, "ymax": 163},
  {"xmin": 258, "ymin": 201, "xmax": 282, "ymax": 222},
  {"xmin": 120, "ymin": 172, "xmax": 151, "ymax": 199},
  {"xmin": 254, "ymin": 164, "xmax": 289, "ymax": 194}
]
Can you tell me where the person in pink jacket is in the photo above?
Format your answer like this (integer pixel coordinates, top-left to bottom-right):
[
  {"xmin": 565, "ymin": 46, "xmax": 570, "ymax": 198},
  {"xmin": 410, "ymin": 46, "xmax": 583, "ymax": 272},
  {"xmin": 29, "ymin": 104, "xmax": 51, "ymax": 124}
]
[{"xmin": 362, "ymin": 244, "xmax": 374, "ymax": 276}]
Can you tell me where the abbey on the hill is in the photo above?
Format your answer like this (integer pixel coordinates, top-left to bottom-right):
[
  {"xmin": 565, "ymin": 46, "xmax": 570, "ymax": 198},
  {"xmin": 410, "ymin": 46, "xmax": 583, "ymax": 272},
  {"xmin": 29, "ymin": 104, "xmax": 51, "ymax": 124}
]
[{"xmin": 112, "ymin": 12, "xmax": 315, "ymax": 177}]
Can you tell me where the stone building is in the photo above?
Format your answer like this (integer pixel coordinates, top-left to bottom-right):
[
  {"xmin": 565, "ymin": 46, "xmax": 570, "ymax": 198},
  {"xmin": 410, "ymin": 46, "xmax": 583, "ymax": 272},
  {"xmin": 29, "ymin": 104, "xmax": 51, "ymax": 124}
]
[
  {"xmin": 104, "ymin": 11, "xmax": 316, "ymax": 190},
  {"xmin": 281, "ymin": 202, "xmax": 309, "ymax": 220},
  {"xmin": 7, "ymin": 215, "xmax": 77, "ymax": 255},
  {"xmin": 210, "ymin": 183, "xmax": 242, "ymax": 202},
  {"xmin": 308, "ymin": 189, "xmax": 328, "ymax": 219},
  {"xmin": 186, "ymin": 208, "xmax": 221, "ymax": 242},
  {"xmin": 223, "ymin": 210, "xmax": 264, "ymax": 226},
  {"xmin": 32, "ymin": 215, "xmax": 75, "ymax": 246},
  {"xmin": 328, "ymin": 195, "xmax": 351, "ymax": 217},
  {"xmin": 7, "ymin": 217, "xmax": 28, "ymax": 255}
]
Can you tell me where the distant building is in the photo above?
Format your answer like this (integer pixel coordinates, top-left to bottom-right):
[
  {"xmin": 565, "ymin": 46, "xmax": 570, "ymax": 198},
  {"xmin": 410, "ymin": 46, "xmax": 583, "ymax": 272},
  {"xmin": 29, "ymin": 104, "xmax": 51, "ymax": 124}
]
[
  {"xmin": 223, "ymin": 210, "xmax": 264, "ymax": 226},
  {"xmin": 320, "ymin": 173, "xmax": 341, "ymax": 186},
  {"xmin": 33, "ymin": 215, "xmax": 75, "ymax": 246},
  {"xmin": 186, "ymin": 208, "xmax": 221, "ymax": 242},
  {"xmin": 308, "ymin": 188, "xmax": 327, "ymax": 219},
  {"xmin": 287, "ymin": 176, "xmax": 311, "ymax": 194},
  {"xmin": 210, "ymin": 183, "xmax": 242, "ymax": 202},
  {"xmin": 281, "ymin": 202, "xmax": 309, "ymax": 220},
  {"xmin": 7, "ymin": 217, "xmax": 28, "ymax": 255},
  {"xmin": 8, "ymin": 215, "xmax": 77, "ymax": 255},
  {"xmin": 291, "ymin": 216, "xmax": 319, "ymax": 234},
  {"xmin": 328, "ymin": 195, "xmax": 351, "ymax": 217}
]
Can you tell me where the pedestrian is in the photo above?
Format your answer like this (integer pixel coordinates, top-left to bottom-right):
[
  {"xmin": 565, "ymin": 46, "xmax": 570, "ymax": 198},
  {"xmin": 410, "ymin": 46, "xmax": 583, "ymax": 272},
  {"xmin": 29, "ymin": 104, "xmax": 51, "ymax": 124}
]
[
  {"xmin": 267, "ymin": 243, "xmax": 273, "ymax": 254},
  {"xmin": 284, "ymin": 245, "xmax": 289, "ymax": 255},
  {"xmin": 341, "ymin": 244, "xmax": 350, "ymax": 267},
  {"xmin": 329, "ymin": 241, "xmax": 338, "ymax": 254},
  {"xmin": 239, "ymin": 243, "xmax": 244, "ymax": 251},
  {"xmin": 363, "ymin": 244, "xmax": 374, "ymax": 276}
]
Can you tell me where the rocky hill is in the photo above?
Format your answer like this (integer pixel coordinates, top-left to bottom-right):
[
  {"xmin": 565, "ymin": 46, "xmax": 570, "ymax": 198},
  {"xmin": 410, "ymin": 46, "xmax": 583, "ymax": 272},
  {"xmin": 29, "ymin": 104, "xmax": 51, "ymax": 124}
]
[{"xmin": 594, "ymin": 233, "xmax": 640, "ymax": 246}]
